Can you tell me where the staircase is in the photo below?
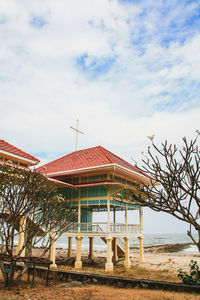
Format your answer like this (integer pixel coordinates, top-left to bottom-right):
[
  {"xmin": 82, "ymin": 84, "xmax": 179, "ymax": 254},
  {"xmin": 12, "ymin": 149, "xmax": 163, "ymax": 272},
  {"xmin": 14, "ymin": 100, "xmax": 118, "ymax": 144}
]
[
  {"xmin": 0, "ymin": 210, "xmax": 45, "ymax": 236},
  {"xmin": 100, "ymin": 236, "xmax": 125, "ymax": 257},
  {"xmin": 94, "ymin": 223, "xmax": 125, "ymax": 256}
]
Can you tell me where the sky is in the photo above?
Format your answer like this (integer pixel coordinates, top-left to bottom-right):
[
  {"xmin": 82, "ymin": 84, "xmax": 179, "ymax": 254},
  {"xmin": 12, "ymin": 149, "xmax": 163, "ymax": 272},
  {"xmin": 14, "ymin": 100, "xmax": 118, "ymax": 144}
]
[{"xmin": 1, "ymin": 0, "xmax": 200, "ymax": 234}]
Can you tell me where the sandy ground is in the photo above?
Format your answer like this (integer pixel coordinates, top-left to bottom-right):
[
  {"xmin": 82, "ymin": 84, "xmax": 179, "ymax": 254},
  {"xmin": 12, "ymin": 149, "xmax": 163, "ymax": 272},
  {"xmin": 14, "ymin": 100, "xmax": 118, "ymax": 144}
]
[
  {"xmin": 0, "ymin": 284, "xmax": 199, "ymax": 300},
  {"xmin": 0, "ymin": 246, "xmax": 199, "ymax": 299},
  {"xmin": 130, "ymin": 252, "xmax": 198, "ymax": 273},
  {"xmin": 53, "ymin": 247, "xmax": 199, "ymax": 274}
]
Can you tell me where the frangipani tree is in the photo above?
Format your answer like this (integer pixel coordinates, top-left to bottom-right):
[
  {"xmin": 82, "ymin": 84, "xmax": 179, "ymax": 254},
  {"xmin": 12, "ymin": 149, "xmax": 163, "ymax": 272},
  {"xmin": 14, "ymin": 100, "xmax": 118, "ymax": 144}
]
[
  {"xmin": 0, "ymin": 162, "xmax": 76, "ymax": 285},
  {"xmin": 130, "ymin": 131, "xmax": 200, "ymax": 252}
]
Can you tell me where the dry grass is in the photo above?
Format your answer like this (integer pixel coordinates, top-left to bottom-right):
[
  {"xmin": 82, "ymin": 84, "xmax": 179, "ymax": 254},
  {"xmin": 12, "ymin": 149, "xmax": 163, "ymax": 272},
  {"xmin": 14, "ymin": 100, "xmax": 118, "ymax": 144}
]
[
  {"xmin": 113, "ymin": 265, "xmax": 178, "ymax": 282},
  {"xmin": 58, "ymin": 263, "xmax": 179, "ymax": 282}
]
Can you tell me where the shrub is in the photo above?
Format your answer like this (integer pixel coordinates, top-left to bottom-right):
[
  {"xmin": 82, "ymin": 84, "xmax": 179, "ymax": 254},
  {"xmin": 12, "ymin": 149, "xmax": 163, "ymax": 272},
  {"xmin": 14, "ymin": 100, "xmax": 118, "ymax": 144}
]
[{"xmin": 178, "ymin": 260, "xmax": 200, "ymax": 285}]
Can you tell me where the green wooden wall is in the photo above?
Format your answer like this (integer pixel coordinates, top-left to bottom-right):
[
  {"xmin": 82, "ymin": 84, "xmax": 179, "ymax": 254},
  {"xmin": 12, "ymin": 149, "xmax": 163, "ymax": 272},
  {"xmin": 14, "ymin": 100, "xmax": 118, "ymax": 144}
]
[{"xmin": 58, "ymin": 185, "xmax": 107, "ymax": 200}]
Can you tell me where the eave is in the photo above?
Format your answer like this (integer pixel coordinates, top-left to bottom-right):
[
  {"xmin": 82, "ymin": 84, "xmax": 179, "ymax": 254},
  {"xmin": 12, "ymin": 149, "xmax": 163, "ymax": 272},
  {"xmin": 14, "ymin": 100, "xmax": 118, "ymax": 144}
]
[
  {"xmin": 0, "ymin": 149, "xmax": 39, "ymax": 166},
  {"xmin": 46, "ymin": 163, "xmax": 151, "ymax": 186}
]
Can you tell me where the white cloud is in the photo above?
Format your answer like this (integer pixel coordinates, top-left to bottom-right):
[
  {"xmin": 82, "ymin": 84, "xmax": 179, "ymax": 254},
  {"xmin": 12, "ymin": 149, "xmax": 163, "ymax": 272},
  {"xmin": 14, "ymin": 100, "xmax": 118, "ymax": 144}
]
[{"xmin": 0, "ymin": 0, "xmax": 200, "ymax": 233}]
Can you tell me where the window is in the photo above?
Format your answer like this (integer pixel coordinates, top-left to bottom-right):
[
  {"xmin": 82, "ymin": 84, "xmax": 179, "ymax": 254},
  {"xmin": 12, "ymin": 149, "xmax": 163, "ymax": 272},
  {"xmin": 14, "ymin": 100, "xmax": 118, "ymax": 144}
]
[
  {"xmin": 81, "ymin": 174, "xmax": 107, "ymax": 183},
  {"xmin": 72, "ymin": 177, "xmax": 79, "ymax": 184}
]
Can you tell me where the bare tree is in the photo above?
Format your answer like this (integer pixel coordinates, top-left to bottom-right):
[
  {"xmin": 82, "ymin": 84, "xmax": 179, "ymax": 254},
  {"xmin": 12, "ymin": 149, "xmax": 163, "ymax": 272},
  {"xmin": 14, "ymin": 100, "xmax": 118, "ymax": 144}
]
[
  {"xmin": 0, "ymin": 162, "xmax": 76, "ymax": 286},
  {"xmin": 130, "ymin": 132, "xmax": 200, "ymax": 252}
]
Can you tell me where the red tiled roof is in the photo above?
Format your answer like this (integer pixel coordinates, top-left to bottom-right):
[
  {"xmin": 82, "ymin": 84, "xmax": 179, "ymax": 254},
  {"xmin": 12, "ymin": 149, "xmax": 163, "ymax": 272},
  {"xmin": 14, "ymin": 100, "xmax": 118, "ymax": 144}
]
[
  {"xmin": 0, "ymin": 140, "xmax": 40, "ymax": 163},
  {"xmin": 36, "ymin": 146, "xmax": 144, "ymax": 176}
]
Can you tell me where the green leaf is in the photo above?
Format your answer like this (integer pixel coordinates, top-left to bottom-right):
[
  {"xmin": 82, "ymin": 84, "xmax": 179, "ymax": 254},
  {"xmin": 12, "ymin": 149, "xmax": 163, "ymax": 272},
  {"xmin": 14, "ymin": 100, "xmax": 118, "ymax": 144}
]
[{"xmin": 191, "ymin": 270, "xmax": 197, "ymax": 276}]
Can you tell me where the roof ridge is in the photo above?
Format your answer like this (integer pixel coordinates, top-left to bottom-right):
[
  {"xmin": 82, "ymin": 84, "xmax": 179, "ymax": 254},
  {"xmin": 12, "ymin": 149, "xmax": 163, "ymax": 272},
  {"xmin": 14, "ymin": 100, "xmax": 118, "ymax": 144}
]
[
  {"xmin": 98, "ymin": 146, "xmax": 115, "ymax": 163},
  {"xmin": 0, "ymin": 140, "xmax": 40, "ymax": 162},
  {"xmin": 101, "ymin": 146, "xmax": 141, "ymax": 171}
]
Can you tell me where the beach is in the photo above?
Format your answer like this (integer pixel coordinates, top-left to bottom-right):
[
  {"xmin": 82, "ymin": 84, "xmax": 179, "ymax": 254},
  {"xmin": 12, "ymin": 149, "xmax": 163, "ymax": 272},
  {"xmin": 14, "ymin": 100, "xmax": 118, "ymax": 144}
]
[
  {"xmin": 1, "ymin": 243, "xmax": 199, "ymax": 299},
  {"xmin": 30, "ymin": 243, "xmax": 199, "ymax": 276}
]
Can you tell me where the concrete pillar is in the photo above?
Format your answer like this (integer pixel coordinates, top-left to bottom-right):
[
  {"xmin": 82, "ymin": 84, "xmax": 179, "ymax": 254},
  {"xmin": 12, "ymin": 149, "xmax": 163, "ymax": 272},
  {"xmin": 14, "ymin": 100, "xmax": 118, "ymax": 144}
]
[
  {"xmin": 124, "ymin": 237, "xmax": 130, "ymax": 269},
  {"xmin": 113, "ymin": 207, "xmax": 116, "ymax": 234},
  {"xmin": 16, "ymin": 217, "xmax": 26, "ymax": 256},
  {"xmin": 105, "ymin": 236, "xmax": 113, "ymax": 272},
  {"xmin": 138, "ymin": 236, "xmax": 145, "ymax": 263},
  {"xmin": 125, "ymin": 204, "xmax": 128, "ymax": 234},
  {"xmin": 107, "ymin": 198, "xmax": 110, "ymax": 233},
  {"xmin": 88, "ymin": 237, "xmax": 94, "ymax": 259},
  {"xmin": 67, "ymin": 237, "xmax": 72, "ymax": 257},
  {"xmin": 75, "ymin": 236, "xmax": 82, "ymax": 269},
  {"xmin": 139, "ymin": 207, "xmax": 143, "ymax": 234},
  {"xmin": 49, "ymin": 238, "xmax": 57, "ymax": 268},
  {"xmin": 78, "ymin": 200, "xmax": 81, "ymax": 233},
  {"xmin": 112, "ymin": 237, "xmax": 118, "ymax": 262}
]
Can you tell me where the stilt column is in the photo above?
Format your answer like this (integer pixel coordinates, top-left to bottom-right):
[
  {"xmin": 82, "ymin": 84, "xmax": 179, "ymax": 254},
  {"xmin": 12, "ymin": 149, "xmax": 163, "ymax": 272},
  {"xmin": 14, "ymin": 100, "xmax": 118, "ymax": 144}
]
[
  {"xmin": 105, "ymin": 236, "xmax": 113, "ymax": 272},
  {"xmin": 75, "ymin": 236, "xmax": 82, "ymax": 269},
  {"xmin": 112, "ymin": 237, "xmax": 118, "ymax": 262},
  {"xmin": 88, "ymin": 237, "xmax": 94, "ymax": 259},
  {"xmin": 16, "ymin": 217, "xmax": 26, "ymax": 256},
  {"xmin": 124, "ymin": 237, "xmax": 130, "ymax": 269},
  {"xmin": 139, "ymin": 207, "xmax": 143, "ymax": 234},
  {"xmin": 107, "ymin": 198, "xmax": 111, "ymax": 233},
  {"xmin": 78, "ymin": 200, "xmax": 81, "ymax": 233},
  {"xmin": 138, "ymin": 236, "xmax": 145, "ymax": 263},
  {"xmin": 49, "ymin": 238, "xmax": 57, "ymax": 268},
  {"xmin": 67, "ymin": 237, "xmax": 72, "ymax": 257},
  {"xmin": 125, "ymin": 204, "xmax": 128, "ymax": 233}
]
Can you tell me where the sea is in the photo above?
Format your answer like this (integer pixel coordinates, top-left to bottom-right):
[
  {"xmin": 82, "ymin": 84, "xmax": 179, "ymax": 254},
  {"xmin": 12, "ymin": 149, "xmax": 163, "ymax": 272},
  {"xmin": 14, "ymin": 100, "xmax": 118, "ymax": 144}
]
[
  {"xmin": 55, "ymin": 233, "xmax": 199, "ymax": 254},
  {"xmin": 11, "ymin": 233, "xmax": 198, "ymax": 254}
]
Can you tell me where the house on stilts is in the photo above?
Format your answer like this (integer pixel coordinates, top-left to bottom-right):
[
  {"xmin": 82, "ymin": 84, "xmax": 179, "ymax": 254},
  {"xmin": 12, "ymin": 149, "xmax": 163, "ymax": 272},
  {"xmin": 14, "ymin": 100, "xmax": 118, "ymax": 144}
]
[{"xmin": 37, "ymin": 146, "xmax": 151, "ymax": 271}]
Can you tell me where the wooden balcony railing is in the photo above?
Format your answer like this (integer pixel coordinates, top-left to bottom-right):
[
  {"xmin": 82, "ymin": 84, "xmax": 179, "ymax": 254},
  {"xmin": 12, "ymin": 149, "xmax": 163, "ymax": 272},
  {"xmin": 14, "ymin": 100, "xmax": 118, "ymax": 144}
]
[{"xmin": 68, "ymin": 222, "xmax": 141, "ymax": 234}]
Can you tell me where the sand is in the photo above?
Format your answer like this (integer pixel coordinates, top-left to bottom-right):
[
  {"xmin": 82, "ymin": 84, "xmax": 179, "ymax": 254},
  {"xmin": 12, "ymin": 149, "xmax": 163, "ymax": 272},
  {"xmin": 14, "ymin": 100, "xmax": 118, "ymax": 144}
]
[
  {"xmin": 31, "ymin": 245, "xmax": 199, "ymax": 275},
  {"xmin": 0, "ymin": 245, "xmax": 198, "ymax": 299},
  {"xmin": 0, "ymin": 284, "xmax": 199, "ymax": 300}
]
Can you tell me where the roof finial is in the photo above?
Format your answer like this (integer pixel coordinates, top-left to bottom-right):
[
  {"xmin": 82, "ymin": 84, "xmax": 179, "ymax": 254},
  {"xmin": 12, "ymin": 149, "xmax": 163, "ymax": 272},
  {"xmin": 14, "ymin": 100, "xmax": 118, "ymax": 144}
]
[{"xmin": 70, "ymin": 119, "xmax": 84, "ymax": 151}]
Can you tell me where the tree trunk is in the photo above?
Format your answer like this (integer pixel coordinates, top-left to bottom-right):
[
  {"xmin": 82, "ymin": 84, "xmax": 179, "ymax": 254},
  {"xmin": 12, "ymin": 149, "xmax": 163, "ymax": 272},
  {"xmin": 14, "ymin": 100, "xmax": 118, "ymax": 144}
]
[
  {"xmin": 9, "ymin": 260, "xmax": 15, "ymax": 288},
  {"xmin": 0, "ymin": 259, "xmax": 7, "ymax": 282},
  {"xmin": 198, "ymin": 230, "xmax": 200, "ymax": 253},
  {"xmin": 25, "ymin": 238, "xmax": 32, "ymax": 258},
  {"xmin": 187, "ymin": 229, "xmax": 200, "ymax": 252}
]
